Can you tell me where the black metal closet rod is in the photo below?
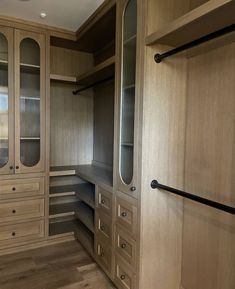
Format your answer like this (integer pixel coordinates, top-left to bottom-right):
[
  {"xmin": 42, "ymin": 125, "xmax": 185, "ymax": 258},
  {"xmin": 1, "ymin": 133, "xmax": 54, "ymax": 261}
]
[
  {"xmin": 154, "ymin": 24, "xmax": 235, "ymax": 63},
  {"xmin": 73, "ymin": 76, "xmax": 114, "ymax": 95},
  {"xmin": 151, "ymin": 180, "xmax": 235, "ymax": 215}
]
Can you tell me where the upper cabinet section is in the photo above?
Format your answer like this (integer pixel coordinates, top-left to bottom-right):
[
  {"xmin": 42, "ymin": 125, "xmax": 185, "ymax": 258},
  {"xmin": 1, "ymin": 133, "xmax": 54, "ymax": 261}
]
[
  {"xmin": 0, "ymin": 28, "xmax": 46, "ymax": 176},
  {"xmin": 0, "ymin": 27, "xmax": 14, "ymax": 175},
  {"xmin": 15, "ymin": 30, "xmax": 46, "ymax": 174},
  {"xmin": 116, "ymin": 0, "xmax": 138, "ymax": 197}
]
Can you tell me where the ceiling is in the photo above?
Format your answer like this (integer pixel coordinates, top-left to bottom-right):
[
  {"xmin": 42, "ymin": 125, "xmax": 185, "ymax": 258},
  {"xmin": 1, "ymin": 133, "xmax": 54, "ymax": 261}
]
[{"xmin": 0, "ymin": 0, "xmax": 105, "ymax": 32}]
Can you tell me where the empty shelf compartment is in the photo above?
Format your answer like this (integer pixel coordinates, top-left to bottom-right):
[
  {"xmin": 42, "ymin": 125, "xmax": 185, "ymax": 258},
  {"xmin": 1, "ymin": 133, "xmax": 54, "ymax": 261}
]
[
  {"xmin": 74, "ymin": 220, "xmax": 94, "ymax": 256},
  {"xmin": 49, "ymin": 219, "xmax": 77, "ymax": 236},
  {"xmin": 49, "ymin": 202, "xmax": 79, "ymax": 218},
  {"xmin": 76, "ymin": 183, "xmax": 95, "ymax": 209},
  {"xmin": 75, "ymin": 202, "xmax": 94, "ymax": 233}
]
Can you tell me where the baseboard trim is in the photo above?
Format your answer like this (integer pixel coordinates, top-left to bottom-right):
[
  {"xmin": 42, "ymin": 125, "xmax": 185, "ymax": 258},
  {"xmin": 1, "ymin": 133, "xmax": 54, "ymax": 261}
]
[{"xmin": 0, "ymin": 235, "xmax": 75, "ymax": 256}]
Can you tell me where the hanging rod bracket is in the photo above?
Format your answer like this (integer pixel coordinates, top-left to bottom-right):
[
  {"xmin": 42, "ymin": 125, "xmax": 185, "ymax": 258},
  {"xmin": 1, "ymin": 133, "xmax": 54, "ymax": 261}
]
[
  {"xmin": 154, "ymin": 24, "xmax": 235, "ymax": 63},
  {"xmin": 151, "ymin": 179, "xmax": 235, "ymax": 215}
]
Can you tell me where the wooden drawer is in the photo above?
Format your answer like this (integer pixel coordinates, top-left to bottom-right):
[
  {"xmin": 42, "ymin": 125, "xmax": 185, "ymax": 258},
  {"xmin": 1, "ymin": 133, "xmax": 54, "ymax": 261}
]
[
  {"xmin": 116, "ymin": 193, "xmax": 137, "ymax": 238},
  {"xmin": 0, "ymin": 178, "xmax": 44, "ymax": 199},
  {"xmin": 0, "ymin": 199, "xmax": 44, "ymax": 223},
  {"xmin": 95, "ymin": 237, "xmax": 112, "ymax": 275},
  {"xmin": 97, "ymin": 187, "xmax": 113, "ymax": 215},
  {"xmin": 114, "ymin": 255, "xmax": 136, "ymax": 289},
  {"xmin": 0, "ymin": 220, "xmax": 44, "ymax": 246},
  {"xmin": 96, "ymin": 210, "xmax": 112, "ymax": 242},
  {"xmin": 115, "ymin": 226, "xmax": 137, "ymax": 269}
]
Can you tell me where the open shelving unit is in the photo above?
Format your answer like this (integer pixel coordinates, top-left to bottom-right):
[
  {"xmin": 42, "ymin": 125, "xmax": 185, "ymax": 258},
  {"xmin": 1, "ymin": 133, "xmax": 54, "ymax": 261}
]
[
  {"xmin": 145, "ymin": 0, "xmax": 235, "ymax": 47},
  {"xmin": 75, "ymin": 201, "xmax": 95, "ymax": 233},
  {"xmin": 76, "ymin": 56, "xmax": 115, "ymax": 86}
]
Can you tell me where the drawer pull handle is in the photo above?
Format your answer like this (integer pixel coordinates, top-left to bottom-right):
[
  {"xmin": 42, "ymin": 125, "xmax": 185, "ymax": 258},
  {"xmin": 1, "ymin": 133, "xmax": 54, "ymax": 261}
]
[
  {"xmin": 100, "ymin": 225, "xmax": 105, "ymax": 231},
  {"xmin": 121, "ymin": 243, "xmax": 127, "ymax": 249},
  {"xmin": 9, "ymin": 166, "xmax": 14, "ymax": 170},
  {"xmin": 131, "ymin": 186, "xmax": 136, "ymax": 192},
  {"xmin": 12, "ymin": 210, "xmax": 16, "ymax": 214},
  {"xmin": 120, "ymin": 275, "xmax": 126, "ymax": 280},
  {"xmin": 12, "ymin": 187, "xmax": 16, "ymax": 191},
  {"xmin": 12, "ymin": 232, "xmax": 16, "ymax": 236},
  {"xmin": 100, "ymin": 253, "xmax": 105, "ymax": 257},
  {"xmin": 121, "ymin": 212, "xmax": 127, "ymax": 217},
  {"xmin": 101, "ymin": 199, "xmax": 105, "ymax": 204},
  {"xmin": 15, "ymin": 166, "xmax": 19, "ymax": 170}
]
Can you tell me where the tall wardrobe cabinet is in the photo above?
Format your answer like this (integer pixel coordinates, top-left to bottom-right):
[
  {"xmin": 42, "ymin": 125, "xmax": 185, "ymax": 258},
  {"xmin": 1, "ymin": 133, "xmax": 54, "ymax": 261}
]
[{"xmin": 0, "ymin": 26, "xmax": 46, "ymax": 250}]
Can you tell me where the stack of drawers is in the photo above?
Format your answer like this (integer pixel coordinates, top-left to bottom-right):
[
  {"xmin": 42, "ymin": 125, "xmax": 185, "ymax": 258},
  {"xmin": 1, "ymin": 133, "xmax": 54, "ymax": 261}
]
[
  {"xmin": 0, "ymin": 177, "xmax": 45, "ymax": 250},
  {"xmin": 95, "ymin": 186, "xmax": 114, "ymax": 277},
  {"xmin": 114, "ymin": 191, "xmax": 138, "ymax": 289}
]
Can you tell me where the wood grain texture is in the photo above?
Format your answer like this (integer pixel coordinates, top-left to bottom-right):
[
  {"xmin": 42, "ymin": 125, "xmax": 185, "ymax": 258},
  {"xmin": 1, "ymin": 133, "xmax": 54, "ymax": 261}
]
[
  {"xmin": 50, "ymin": 83, "xmax": 93, "ymax": 166},
  {"xmin": 146, "ymin": 0, "xmax": 235, "ymax": 47},
  {"xmin": 0, "ymin": 241, "xmax": 116, "ymax": 289},
  {"xmin": 182, "ymin": 42, "xmax": 235, "ymax": 289},
  {"xmin": 139, "ymin": 43, "xmax": 187, "ymax": 289},
  {"xmin": 93, "ymin": 81, "xmax": 115, "ymax": 170}
]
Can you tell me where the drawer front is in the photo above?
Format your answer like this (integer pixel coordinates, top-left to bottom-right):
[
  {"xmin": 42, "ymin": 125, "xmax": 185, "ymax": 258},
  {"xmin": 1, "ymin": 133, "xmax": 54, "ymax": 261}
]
[
  {"xmin": 0, "ymin": 178, "xmax": 44, "ymax": 199},
  {"xmin": 96, "ymin": 211, "xmax": 112, "ymax": 242},
  {"xmin": 116, "ymin": 196, "xmax": 137, "ymax": 238},
  {"xmin": 115, "ymin": 226, "xmax": 137, "ymax": 269},
  {"xmin": 0, "ymin": 220, "xmax": 44, "ymax": 246},
  {"xmin": 114, "ymin": 256, "xmax": 136, "ymax": 289},
  {"xmin": 0, "ymin": 199, "xmax": 44, "ymax": 223},
  {"xmin": 97, "ymin": 187, "xmax": 113, "ymax": 215},
  {"xmin": 95, "ymin": 238, "xmax": 112, "ymax": 275}
]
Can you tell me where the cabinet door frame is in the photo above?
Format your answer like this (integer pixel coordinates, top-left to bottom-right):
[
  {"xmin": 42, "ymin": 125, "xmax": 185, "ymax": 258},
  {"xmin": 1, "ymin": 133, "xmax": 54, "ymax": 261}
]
[
  {"xmin": 115, "ymin": 0, "xmax": 139, "ymax": 197},
  {"xmin": 0, "ymin": 26, "xmax": 15, "ymax": 175},
  {"xmin": 14, "ymin": 29, "xmax": 46, "ymax": 174}
]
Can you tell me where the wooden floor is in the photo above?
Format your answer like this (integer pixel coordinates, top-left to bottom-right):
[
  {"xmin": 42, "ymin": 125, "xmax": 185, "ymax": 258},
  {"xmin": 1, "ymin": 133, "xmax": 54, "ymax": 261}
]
[{"xmin": 0, "ymin": 240, "xmax": 116, "ymax": 289}]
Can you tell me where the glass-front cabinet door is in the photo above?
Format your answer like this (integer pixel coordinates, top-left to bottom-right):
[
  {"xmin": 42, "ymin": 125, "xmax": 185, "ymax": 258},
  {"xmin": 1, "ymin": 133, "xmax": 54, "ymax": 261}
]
[
  {"xmin": 117, "ymin": 0, "xmax": 138, "ymax": 197},
  {"xmin": 0, "ymin": 27, "xmax": 14, "ymax": 175},
  {"xmin": 15, "ymin": 30, "xmax": 45, "ymax": 174}
]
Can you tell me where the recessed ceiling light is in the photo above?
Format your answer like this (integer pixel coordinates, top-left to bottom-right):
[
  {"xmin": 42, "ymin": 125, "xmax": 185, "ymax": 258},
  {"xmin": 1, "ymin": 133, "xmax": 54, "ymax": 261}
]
[{"xmin": 40, "ymin": 12, "xmax": 47, "ymax": 19}]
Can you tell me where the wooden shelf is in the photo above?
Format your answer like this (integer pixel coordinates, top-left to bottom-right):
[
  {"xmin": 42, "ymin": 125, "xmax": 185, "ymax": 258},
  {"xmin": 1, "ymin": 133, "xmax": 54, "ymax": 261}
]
[
  {"xmin": 122, "ymin": 143, "xmax": 134, "ymax": 147},
  {"xmin": 20, "ymin": 63, "xmax": 40, "ymax": 74},
  {"xmin": 76, "ymin": 56, "xmax": 115, "ymax": 86},
  {"xmin": 20, "ymin": 137, "xmax": 40, "ymax": 140},
  {"xmin": 49, "ymin": 184, "xmax": 78, "ymax": 198},
  {"xmin": 145, "ymin": 0, "xmax": 235, "ymax": 47},
  {"xmin": 50, "ymin": 74, "xmax": 77, "ymax": 84},
  {"xmin": 76, "ymin": 1, "xmax": 116, "ymax": 53},
  {"xmin": 76, "ymin": 183, "xmax": 95, "ymax": 209},
  {"xmin": 49, "ymin": 219, "xmax": 77, "ymax": 237},
  {"xmin": 75, "ymin": 165, "xmax": 113, "ymax": 188},
  {"xmin": 21, "ymin": 96, "xmax": 40, "ymax": 101},
  {"xmin": 75, "ymin": 202, "xmax": 94, "ymax": 233},
  {"xmin": 49, "ymin": 202, "xmax": 79, "ymax": 218},
  {"xmin": 50, "ymin": 166, "xmax": 76, "ymax": 177},
  {"xmin": 75, "ymin": 220, "xmax": 94, "ymax": 256}
]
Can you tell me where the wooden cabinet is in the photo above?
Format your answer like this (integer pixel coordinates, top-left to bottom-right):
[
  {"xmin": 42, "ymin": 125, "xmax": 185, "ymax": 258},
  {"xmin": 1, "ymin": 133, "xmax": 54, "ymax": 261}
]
[
  {"xmin": 0, "ymin": 26, "xmax": 14, "ymax": 175},
  {"xmin": 0, "ymin": 28, "xmax": 46, "ymax": 175},
  {"xmin": 116, "ymin": 0, "xmax": 139, "ymax": 197}
]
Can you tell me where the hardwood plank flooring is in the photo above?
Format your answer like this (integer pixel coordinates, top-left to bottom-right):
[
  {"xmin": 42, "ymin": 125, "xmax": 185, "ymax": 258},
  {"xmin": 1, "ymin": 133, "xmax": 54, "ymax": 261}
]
[{"xmin": 0, "ymin": 241, "xmax": 116, "ymax": 289}]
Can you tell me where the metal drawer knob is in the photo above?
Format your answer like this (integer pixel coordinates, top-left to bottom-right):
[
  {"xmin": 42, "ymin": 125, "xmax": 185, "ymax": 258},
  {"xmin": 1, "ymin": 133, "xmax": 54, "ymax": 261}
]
[
  {"xmin": 100, "ymin": 225, "xmax": 105, "ymax": 231},
  {"xmin": 12, "ymin": 210, "xmax": 16, "ymax": 214},
  {"xmin": 15, "ymin": 166, "xmax": 19, "ymax": 169},
  {"xmin": 101, "ymin": 199, "xmax": 105, "ymax": 204},
  {"xmin": 130, "ymin": 186, "xmax": 136, "ymax": 192},
  {"xmin": 9, "ymin": 166, "xmax": 14, "ymax": 170},
  {"xmin": 121, "ymin": 212, "xmax": 127, "ymax": 217},
  {"xmin": 120, "ymin": 275, "xmax": 126, "ymax": 280},
  {"xmin": 12, "ymin": 232, "xmax": 16, "ymax": 236},
  {"xmin": 100, "ymin": 253, "xmax": 105, "ymax": 257},
  {"xmin": 12, "ymin": 187, "xmax": 16, "ymax": 191},
  {"xmin": 121, "ymin": 243, "xmax": 127, "ymax": 249}
]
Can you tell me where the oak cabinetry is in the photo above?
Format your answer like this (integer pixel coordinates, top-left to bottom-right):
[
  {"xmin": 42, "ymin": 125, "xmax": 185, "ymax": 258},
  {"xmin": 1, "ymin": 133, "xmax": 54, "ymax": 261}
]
[
  {"xmin": 0, "ymin": 28, "xmax": 46, "ymax": 175},
  {"xmin": 0, "ymin": 25, "xmax": 46, "ymax": 252},
  {"xmin": 115, "ymin": 0, "xmax": 138, "ymax": 198}
]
